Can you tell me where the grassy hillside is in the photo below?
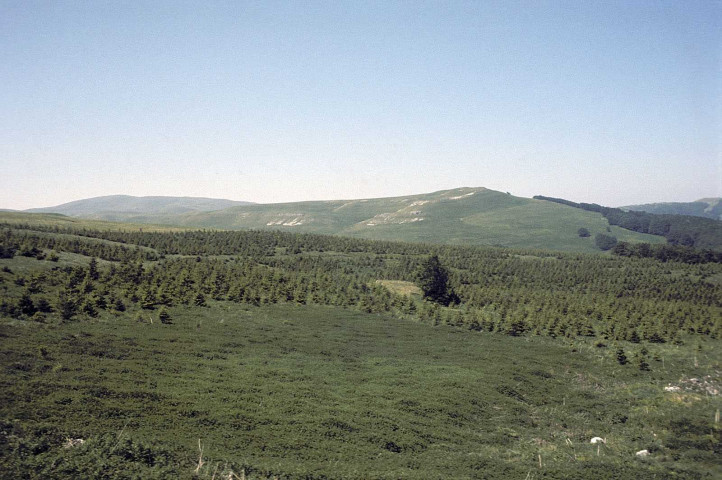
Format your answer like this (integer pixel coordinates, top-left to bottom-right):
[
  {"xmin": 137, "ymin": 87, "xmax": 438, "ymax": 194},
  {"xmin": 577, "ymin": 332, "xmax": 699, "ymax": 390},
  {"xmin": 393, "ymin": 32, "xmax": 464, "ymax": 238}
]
[
  {"xmin": 624, "ymin": 199, "xmax": 722, "ymax": 221},
  {"xmin": 97, "ymin": 187, "xmax": 664, "ymax": 253},
  {"xmin": 536, "ymin": 195, "xmax": 722, "ymax": 251},
  {"xmin": 0, "ymin": 211, "xmax": 187, "ymax": 232},
  {"xmin": 344, "ymin": 191, "xmax": 663, "ymax": 250},
  {"xmin": 27, "ymin": 195, "xmax": 253, "ymax": 220}
]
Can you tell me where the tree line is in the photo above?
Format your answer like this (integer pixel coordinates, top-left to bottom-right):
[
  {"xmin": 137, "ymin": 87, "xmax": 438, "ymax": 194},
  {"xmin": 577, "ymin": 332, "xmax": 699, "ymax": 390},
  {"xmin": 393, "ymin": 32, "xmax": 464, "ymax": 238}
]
[
  {"xmin": 533, "ymin": 195, "xmax": 722, "ymax": 250},
  {"xmin": 612, "ymin": 241, "xmax": 722, "ymax": 264}
]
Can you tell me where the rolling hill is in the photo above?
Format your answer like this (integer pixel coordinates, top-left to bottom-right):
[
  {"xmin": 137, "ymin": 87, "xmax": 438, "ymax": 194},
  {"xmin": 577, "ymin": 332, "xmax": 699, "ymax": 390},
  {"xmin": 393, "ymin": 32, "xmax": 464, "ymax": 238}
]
[
  {"xmin": 26, "ymin": 195, "xmax": 253, "ymax": 221},
  {"xmin": 623, "ymin": 198, "xmax": 722, "ymax": 220},
  {"xmin": 536, "ymin": 195, "xmax": 722, "ymax": 251},
  {"xmin": 20, "ymin": 188, "xmax": 665, "ymax": 253}
]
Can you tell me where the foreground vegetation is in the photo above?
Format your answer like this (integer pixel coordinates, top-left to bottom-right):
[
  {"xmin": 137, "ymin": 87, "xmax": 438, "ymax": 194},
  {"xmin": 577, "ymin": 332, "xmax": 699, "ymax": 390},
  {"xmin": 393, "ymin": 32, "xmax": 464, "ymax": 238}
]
[
  {"xmin": 2, "ymin": 303, "xmax": 720, "ymax": 479},
  {"xmin": 1, "ymin": 214, "xmax": 720, "ymax": 478}
]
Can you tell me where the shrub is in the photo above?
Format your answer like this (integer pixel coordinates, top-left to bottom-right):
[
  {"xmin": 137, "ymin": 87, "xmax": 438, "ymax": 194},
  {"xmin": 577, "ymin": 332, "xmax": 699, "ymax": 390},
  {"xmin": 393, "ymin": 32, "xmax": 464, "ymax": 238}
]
[
  {"xmin": 158, "ymin": 308, "xmax": 172, "ymax": 324},
  {"xmin": 114, "ymin": 298, "xmax": 126, "ymax": 312},
  {"xmin": 595, "ymin": 233, "xmax": 618, "ymax": 251},
  {"xmin": 36, "ymin": 297, "xmax": 52, "ymax": 313},
  {"xmin": 194, "ymin": 293, "xmax": 207, "ymax": 307},
  {"xmin": 615, "ymin": 348, "xmax": 628, "ymax": 365}
]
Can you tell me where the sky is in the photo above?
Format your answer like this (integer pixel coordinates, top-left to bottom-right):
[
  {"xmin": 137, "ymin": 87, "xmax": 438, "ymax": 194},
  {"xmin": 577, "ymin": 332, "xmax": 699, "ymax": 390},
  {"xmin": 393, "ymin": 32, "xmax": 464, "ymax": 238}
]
[{"xmin": 1, "ymin": 0, "xmax": 720, "ymax": 209}]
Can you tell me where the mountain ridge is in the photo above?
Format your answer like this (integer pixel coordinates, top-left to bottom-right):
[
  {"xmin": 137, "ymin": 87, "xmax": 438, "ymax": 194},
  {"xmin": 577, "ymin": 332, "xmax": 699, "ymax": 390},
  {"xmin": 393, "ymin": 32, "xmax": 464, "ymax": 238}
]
[
  {"xmin": 17, "ymin": 187, "xmax": 666, "ymax": 253},
  {"xmin": 26, "ymin": 194, "xmax": 254, "ymax": 219},
  {"xmin": 622, "ymin": 198, "xmax": 722, "ymax": 220}
]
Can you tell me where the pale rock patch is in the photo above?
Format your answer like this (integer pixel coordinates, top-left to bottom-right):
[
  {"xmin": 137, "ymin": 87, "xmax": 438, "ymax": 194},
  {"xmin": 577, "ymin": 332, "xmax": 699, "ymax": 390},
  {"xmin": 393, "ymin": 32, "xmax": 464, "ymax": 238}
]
[
  {"xmin": 449, "ymin": 192, "xmax": 476, "ymax": 200},
  {"xmin": 63, "ymin": 438, "xmax": 85, "ymax": 449}
]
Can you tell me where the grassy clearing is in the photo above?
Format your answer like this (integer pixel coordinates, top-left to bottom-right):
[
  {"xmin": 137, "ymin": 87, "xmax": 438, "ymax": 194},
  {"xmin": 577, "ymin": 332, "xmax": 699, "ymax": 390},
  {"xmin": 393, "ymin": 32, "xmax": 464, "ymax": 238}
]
[
  {"xmin": 375, "ymin": 280, "xmax": 423, "ymax": 297},
  {"xmin": 1, "ymin": 302, "xmax": 719, "ymax": 479}
]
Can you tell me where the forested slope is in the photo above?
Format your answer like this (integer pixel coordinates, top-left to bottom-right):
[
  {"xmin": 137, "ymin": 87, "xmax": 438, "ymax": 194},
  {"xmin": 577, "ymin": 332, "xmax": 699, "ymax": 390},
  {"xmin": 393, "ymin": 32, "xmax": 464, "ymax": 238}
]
[{"xmin": 1, "ymin": 216, "xmax": 718, "ymax": 343}]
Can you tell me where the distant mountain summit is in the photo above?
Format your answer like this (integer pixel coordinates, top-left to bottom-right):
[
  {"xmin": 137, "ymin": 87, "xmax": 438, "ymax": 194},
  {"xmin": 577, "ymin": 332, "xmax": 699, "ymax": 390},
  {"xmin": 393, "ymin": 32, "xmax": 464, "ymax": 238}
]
[
  {"xmin": 26, "ymin": 195, "xmax": 253, "ymax": 221},
  {"xmin": 622, "ymin": 198, "xmax": 722, "ymax": 220}
]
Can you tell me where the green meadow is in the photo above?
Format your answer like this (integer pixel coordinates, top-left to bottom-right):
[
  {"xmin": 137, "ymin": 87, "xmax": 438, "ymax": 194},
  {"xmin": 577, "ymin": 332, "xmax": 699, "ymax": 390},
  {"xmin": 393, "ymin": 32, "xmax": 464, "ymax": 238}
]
[{"xmin": 2, "ymin": 302, "xmax": 720, "ymax": 479}]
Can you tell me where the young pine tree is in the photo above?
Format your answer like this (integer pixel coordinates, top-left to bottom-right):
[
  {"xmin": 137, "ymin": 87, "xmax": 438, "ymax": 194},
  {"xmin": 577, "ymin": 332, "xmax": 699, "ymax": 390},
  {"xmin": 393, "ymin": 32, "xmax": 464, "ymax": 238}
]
[
  {"xmin": 616, "ymin": 348, "xmax": 628, "ymax": 365},
  {"xmin": 158, "ymin": 307, "xmax": 172, "ymax": 324},
  {"xmin": 417, "ymin": 255, "xmax": 457, "ymax": 306}
]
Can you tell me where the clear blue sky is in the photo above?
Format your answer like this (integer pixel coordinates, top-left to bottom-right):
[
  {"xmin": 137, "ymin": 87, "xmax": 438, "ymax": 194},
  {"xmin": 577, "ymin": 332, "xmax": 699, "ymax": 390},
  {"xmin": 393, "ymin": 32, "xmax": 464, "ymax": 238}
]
[{"xmin": 1, "ymin": 0, "xmax": 720, "ymax": 209}]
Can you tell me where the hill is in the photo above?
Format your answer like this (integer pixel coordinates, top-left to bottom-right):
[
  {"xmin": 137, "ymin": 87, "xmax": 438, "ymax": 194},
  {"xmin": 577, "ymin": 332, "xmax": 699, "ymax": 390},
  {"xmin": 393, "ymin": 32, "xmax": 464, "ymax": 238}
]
[
  {"xmin": 0, "ymin": 211, "xmax": 186, "ymax": 232},
  {"xmin": 623, "ymin": 198, "xmax": 722, "ymax": 220},
  {"xmin": 26, "ymin": 195, "xmax": 253, "ymax": 221},
  {"xmin": 535, "ymin": 195, "xmax": 722, "ymax": 251},
  {"xmin": 28, "ymin": 188, "xmax": 664, "ymax": 253}
]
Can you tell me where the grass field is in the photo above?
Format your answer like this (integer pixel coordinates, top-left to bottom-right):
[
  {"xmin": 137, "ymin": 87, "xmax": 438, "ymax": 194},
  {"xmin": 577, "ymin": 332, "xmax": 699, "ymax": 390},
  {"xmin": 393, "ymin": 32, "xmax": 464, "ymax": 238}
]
[{"xmin": 1, "ymin": 301, "xmax": 720, "ymax": 479}]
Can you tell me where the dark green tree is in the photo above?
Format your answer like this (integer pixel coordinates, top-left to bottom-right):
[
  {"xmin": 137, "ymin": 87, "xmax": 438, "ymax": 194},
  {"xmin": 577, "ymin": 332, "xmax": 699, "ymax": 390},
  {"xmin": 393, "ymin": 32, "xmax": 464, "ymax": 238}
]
[
  {"xmin": 88, "ymin": 257, "xmax": 99, "ymax": 281},
  {"xmin": 616, "ymin": 348, "xmax": 628, "ymax": 365},
  {"xmin": 18, "ymin": 292, "xmax": 37, "ymax": 316},
  {"xmin": 578, "ymin": 228, "xmax": 591, "ymax": 238},
  {"xmin": 504, "ymin": 317, "xmax": 527, "ymax": 337},
  {"xmin": 114, "ymin": 298, "xmax": 126, "ymax": 312},
  {"xmin": 194, "ymin": 292, "xmax": 207, "ymax": 307},
  {"xmin": 158, "ymin": 307, "xmax": 172, "ymax": 324},
  {"xmin": 628, "ymin": 329, "xmax": 641, "ymax": 343},
  {"xmin": 80, "ymin": 299, "xmax": 98, "ymax": 317},
  {"xmin": 595, "ymin": 233, "xmax": 618, "ymax": 251},
  {"xmin": 140, "ymin": 286, "xmax": 156, "ymax": 310},
  {"xmin": 417, "ymin": 255, "xmax": 457, "ymax": 306},
  {"xmin": 56, "ymin": 291, "xmax": 77, "ymax": 321},
  {"xmin": 35, "ymin": 297, "xmax": 52, "ymax": 313}
]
